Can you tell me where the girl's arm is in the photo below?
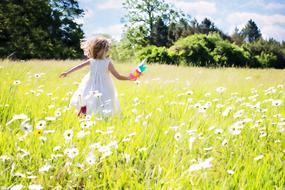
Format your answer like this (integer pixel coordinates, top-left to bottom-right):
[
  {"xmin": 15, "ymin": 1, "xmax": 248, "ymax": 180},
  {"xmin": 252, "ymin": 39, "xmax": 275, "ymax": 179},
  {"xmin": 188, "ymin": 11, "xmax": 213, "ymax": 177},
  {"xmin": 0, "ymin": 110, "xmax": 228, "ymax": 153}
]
[
  {"xmin": 108, "ymin": 61, "xmax": 130, "ymax": 81},
  {"xmin": 59, "ymin": 59, "xmax": 90, "ymax": 78}
]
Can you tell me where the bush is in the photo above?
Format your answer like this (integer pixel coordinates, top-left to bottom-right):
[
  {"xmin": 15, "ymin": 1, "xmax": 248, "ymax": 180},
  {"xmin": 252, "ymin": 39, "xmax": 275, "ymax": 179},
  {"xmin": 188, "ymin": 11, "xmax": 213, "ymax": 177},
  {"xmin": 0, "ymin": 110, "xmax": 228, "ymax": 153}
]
[
  {"xmin": 243, "ymin": 39, "xmax": 285, "ymax": 69},
  {"xmin": 137, "ymin": 46, "xmax": 176, "ymax": 64},
  {"xmin": 135, "ymin": 34, "xmax": 285, "ymax": 69},
  {"xmin": 169, "ymin": 33, "xmax": 250, "ymax": 67}
]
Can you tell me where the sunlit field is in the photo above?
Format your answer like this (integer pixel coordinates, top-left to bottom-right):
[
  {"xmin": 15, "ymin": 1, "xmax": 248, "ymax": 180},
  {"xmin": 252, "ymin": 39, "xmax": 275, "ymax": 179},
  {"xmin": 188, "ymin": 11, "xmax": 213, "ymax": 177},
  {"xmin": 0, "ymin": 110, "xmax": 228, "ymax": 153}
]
[{"xmin": 0, "ymin": 60, "xmax": 285, "ymax": 189}]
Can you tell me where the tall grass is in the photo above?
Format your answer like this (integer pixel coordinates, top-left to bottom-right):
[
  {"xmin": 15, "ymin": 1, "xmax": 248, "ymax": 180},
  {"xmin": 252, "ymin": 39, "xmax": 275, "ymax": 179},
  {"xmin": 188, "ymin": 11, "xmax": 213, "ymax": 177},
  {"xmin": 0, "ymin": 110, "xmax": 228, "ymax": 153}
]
[{"xmin": 0, "ymin": 60, "xmax": 285, "ymax": 189}]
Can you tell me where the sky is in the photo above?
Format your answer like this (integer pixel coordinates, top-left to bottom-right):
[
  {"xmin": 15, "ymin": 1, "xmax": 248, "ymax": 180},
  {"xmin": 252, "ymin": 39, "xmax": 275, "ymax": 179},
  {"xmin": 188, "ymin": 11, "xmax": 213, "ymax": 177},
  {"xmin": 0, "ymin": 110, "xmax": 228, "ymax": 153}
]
[{"xmin": 76, "ymin": 0, "xmax": 285, "ymax": 42}]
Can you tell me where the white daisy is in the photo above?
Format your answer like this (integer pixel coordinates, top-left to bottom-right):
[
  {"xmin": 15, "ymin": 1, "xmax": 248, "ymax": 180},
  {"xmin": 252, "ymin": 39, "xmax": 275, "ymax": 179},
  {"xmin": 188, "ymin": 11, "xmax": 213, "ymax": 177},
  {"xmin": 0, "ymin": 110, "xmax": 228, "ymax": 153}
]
[
  {"xmin": 36, "ymin": 120, "xmax": 46, "ymax": 130},
  {"xmin": 45, "ymin": 116, "xmax": 56, "ymax": 121},
  {"xmin": 13, "ymin": 80, "xmax": 21, "ymax": 85},
  {"xmin": 6, "ymin": 114, "xmax": 29, "ymax": 126},
  {"xmin": 39, "ymin": 163, "xmax": 51, "ymax": 173},
  {"xmin": 53, "ymin": 146, "xmax": 61, "ymax": 152},
  {"xmin": 34, "ymin": 73, "xmax": 41, "ymax": 78},
  {"xmin": 0, "ymin": 155, "xmax": 12, "ymax": 161},
  {"xmin": 174, "ymin": 132, "xmax": 182, "ymax": 141},
  {"xmin": 64, "ymin": 147, "xmax": 79, "ymax": 159},
  {"xmin": 254, "ymin": 154, "xmax": 264, "ymax": 161},
  {"xmin": 214, "ymin": 128, "xmax": 223, "ymax": 134},
  {"xmin": 20, "ymin": 120, "xmax": 33, "ymax": 133},
  {"xmin": 77, "ymin": 130, "xmax": 90, "ymax": 138},
  {"xmin": 64, "ymin": 129, "xmax": 73, "ymax": 141},
  {"xmin": 138, "ymin": 147, "xmax": 147, "ymax": 152},
  {"xmin": 11, "ymin": 184, "xmax": 24, "ymax": 190},
  {"xmin": 188, "ymin": 157, "xmax": 214, "ymax": 172},
  {"xmin": 28, "ymin": 184, "xmax": 43, "ymax": 190},
  {"xmin": 86, "ymin": 153, "xmax": 96, "ymax": 165},
  {"xmin": 216, "ymin": 87, "xmax": 226, "ymax": 94},
  {"xmin": 272, "ymin": 100, "xmax": 282, "ymax": 106},
  {"xmin": 54, "ymin": 110, "xmax": 61, "ymax": 117},
  {"xmin": 227, "ymin": 169, "xmax": 235, "ymax": 175},
  {"xmin": 222, "ymin": 106, "xmax": 232, "ymax": 117},
  {"xmin": 222, "ymin": 139, "xmax": 228, "ymax": 146},
  {"xmin": 100, "ymin": 150, "xmax": 112, "ymax": 160}
]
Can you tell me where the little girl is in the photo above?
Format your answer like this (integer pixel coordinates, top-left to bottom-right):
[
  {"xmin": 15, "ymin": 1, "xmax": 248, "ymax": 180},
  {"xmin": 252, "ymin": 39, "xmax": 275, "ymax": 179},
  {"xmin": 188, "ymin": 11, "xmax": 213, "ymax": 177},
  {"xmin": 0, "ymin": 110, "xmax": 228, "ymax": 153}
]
[{"xmin": 59, "ymin": 36, "xmax": 133, "ymax": 117}]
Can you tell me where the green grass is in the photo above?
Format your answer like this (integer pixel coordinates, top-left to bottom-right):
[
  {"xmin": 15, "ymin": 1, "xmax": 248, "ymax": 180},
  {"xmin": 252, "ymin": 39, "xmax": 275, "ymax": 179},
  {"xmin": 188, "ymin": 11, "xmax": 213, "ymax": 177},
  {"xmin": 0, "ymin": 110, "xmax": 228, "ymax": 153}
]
[{"xmin": 0, "ymin": 59, "xmax": 285, "ymax": 189}]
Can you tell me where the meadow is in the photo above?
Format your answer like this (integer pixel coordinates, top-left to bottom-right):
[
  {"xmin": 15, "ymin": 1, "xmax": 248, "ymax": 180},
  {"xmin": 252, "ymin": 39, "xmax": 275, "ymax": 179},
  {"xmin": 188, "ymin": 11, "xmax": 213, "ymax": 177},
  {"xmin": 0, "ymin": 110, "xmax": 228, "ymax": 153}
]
[{"xmin": 0, "ymin": 60, "xmax": 285, "ymax": 189}]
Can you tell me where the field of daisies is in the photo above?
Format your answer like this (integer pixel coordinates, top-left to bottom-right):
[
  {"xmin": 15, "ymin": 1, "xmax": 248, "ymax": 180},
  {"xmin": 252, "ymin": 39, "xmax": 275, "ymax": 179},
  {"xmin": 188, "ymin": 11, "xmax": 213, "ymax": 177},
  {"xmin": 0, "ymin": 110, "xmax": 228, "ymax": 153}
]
[{"xmin": 0, "ymin": 59, "xmax": 285, "ymax": 189}]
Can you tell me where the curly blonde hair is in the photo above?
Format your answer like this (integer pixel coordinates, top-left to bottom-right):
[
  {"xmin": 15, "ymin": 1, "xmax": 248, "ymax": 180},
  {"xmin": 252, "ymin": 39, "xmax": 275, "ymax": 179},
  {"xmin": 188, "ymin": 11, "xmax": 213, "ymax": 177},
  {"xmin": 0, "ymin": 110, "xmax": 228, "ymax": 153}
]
[{"xmin": 80, "ymin": 36, "xmax": 111, "ymax": 59}]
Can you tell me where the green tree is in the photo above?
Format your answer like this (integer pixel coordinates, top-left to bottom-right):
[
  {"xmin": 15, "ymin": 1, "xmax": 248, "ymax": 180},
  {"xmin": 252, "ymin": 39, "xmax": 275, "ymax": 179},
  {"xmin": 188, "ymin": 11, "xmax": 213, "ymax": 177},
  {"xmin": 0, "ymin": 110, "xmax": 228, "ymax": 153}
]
[
  {"xmin": 153, "ymin": 17, "xmax": 168, "ymax": 47},
  {"xmin": 199, "ymin": 18, "xmax": 215, "ymax": 34},
  {"xmin": 0, "ymin": 0, "xmax": 84, "ymax": 59},
  {"xmin": 240, "ymin": 19, "xmax": 262, "ymax": 43},
  {"xmin": 231, "ymin": 27, "xmax": 244, "ymax": 45},
  {"xmin": 122, "ymin": 0, "xmax": 185, "ymax": 47}
]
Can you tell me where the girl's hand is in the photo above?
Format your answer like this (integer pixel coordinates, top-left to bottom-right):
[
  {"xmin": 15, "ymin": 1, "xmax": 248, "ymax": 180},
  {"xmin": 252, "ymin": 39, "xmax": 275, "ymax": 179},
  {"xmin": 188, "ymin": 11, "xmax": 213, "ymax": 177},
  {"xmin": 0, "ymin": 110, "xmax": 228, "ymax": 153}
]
[
  {"xmin": 128, "ymin": 73, "xmax": 137, "ymax": 81},
  {"xmin": 59, "ymin": 72, "xmax": 68, "ymax": 78}
]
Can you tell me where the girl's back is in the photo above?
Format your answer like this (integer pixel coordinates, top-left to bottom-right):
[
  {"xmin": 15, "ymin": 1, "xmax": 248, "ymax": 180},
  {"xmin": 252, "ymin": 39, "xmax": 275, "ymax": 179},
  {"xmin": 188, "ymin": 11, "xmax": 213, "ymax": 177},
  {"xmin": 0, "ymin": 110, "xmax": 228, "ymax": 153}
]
[{"xmin": 90, "ymin": 58, "xmax": 110, "ymax": 77}]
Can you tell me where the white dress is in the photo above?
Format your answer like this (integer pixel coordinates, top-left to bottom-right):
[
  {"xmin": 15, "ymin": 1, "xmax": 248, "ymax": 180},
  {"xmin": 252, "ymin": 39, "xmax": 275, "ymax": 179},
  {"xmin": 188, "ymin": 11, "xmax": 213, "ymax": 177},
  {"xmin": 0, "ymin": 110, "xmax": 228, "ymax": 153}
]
[{"xmin": 69, "ymin": 58, "xmax": 121, "ymax": 116}]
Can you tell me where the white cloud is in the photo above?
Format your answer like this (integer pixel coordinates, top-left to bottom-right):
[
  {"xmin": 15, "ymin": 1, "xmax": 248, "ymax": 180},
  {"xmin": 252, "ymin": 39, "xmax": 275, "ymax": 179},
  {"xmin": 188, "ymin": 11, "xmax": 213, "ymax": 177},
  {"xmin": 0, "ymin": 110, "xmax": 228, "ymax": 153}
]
[
  {"xmin": 243, "ymin": 0, "xmax": 285, "ymax": 10},
  {"xmin": 166, "ymin": 0, "xmax": 217, "ymax": 15},
  {"xmin": 91, "ymin": 24, "xmax": 125, "ymax": 40},
  {"xmin": 227, "ymin": 12, "xmax": 285, "ymax": 41},
  {"xmin": 97, "ymin": 0, "xmax": 123, "ymax": 10}
]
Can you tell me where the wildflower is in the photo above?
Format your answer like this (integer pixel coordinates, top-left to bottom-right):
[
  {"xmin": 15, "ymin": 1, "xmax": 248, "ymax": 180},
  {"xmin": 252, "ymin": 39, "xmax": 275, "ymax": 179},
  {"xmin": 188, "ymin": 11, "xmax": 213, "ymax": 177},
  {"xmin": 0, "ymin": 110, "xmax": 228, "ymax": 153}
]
[
  {"xmin": 254, "ymin": 154, "xmax": 264, "ymax": 161},
  {"xmin": 86, "ymin": 153, "xmax": 96, "ymax": 165},
  {"xmin": 216, "ymin": 87, "xmax": 226, "ymax": 94},
  {"xmin": 188, "ymin": 157, "xmax": 214, "ymax": 172},
  {"xmin": 34, "ymin": 73, "xmax": 41, "ymax": 78},
  {"xmin": 138, "ymin": 147, "xmax": 147, "ymax": 152},
  {"xmin": 64, "ymin": 147, "xmax": 79, "ymax": 159},
  {"xmin": 80, "ymin": 121, "xmax": 91, "ymax": 129},
  {"xmin": 20, "ymin": 120, "xmax": 33, "ymax": 133},
  {"xmin": 227, "ymin": 170, "xmax": 234, "ymax": 175},
  {"xmin": 28, "ymin": 184, "xmax": 43, "ymax": 190},
  {"xmin": 53, "ymin": 146, "xmax": 61, "ymax": 152},
  {"xmin": 222, "ymin": 139, "xmax": 228, "ymax": 146},
  {"xmin": 0, "ymin": 155, "xmax": 12, "ymax": 161},
  {"xmin": 101, "ymin": 150, "xmax": 112, "ymax": 160},
  {"xmin": 272, "ymin": 100, "xmax": 282, "ymax": 106},
  {"xmin": 11, "ymin": 184, "xmax": 24, "ymax": 190},
  {"xmin": 170, "ymin": 125, "xmax": 179, "ymax": 131},
  {"xmin": 77, "ymin": 130, "xmax": 90, "ymax": 138},
  {"xmin": 36, "ymin": 120, "xmax": 46, "ymax": 130},
  {"xmin": 45, "ymin": 116, "xmax": 56, "ymax": 121},
  {"xmin": 214, "ymin": 128, "xmax": 223, "ymax": 134},
  {"xmin": 228, "ymin": 122, "xmax": 243, "ymax": 135},
  {"xmin": 13, "ymin": 80, "xmax": 21, "ymax": 85},
  {"xmin": 259, "ymin": 131, "xmax": 267, "ymax": 138},
  {"xmin": 89, "ymin": 142, "xmax": 101, "ymax": 150},
  {"xmin": 186, "ymin": 90, "xmax": 193, "ymax": 95},
  {"xmin": 54, "ymin": 110, "xmax": 61, "ymax": 117},
  {"xmin": 6, "ymin": 114, "xmax": 29, "ymax": 126},
  {"xmin": 123, "ymin": 153, "xmax": 131, "ymax": 163},
  {"xmin": 174, "ymin": 132, "xmax": 182, "ymax": 141},
  {"xmin": 64, "ymin": 129, "xmax": 73, "ymax": 141},
  {"xmin": 39, "ymin": 163, "xmax": 51, "ymax": 173},
  {"xmin": 34, "ymin": 129, "xmax": 43, "ymax": 136},
  {"xmin": 222, "ymin": 106, "xmax": 232, "ymax": 117}
]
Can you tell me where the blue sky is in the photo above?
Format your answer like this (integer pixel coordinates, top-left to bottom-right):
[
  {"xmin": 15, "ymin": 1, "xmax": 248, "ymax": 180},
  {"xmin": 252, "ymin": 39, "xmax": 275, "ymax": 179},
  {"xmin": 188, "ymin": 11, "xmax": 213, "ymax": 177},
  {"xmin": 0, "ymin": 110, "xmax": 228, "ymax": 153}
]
[{"xmin": 77, "ymin": 0, "xmax": 285, "ymax": 41}]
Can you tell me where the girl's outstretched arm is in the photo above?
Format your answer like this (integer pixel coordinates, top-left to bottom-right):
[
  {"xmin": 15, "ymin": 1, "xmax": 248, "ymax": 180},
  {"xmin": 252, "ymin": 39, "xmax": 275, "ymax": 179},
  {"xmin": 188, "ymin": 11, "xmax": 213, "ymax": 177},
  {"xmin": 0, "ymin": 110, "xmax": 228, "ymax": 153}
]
[
  {"xmin": 108, "ymin": 61, "xmax": 130, "ymax": 81},
  {"xmin": 59, "ymin": 59, "xmax": 90, "ymax": 78}
]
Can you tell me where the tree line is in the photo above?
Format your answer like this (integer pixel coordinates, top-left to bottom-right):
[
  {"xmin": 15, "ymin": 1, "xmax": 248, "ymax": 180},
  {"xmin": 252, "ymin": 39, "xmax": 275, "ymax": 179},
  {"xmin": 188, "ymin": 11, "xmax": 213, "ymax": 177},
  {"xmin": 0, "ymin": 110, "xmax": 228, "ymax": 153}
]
[
  {"xmin": 1, "ymin": 0, "xmax": 285, "ymax": 68},
  {"xmin": 110, "ymin": 0, "xmax": 285, "ymax": 69}
]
